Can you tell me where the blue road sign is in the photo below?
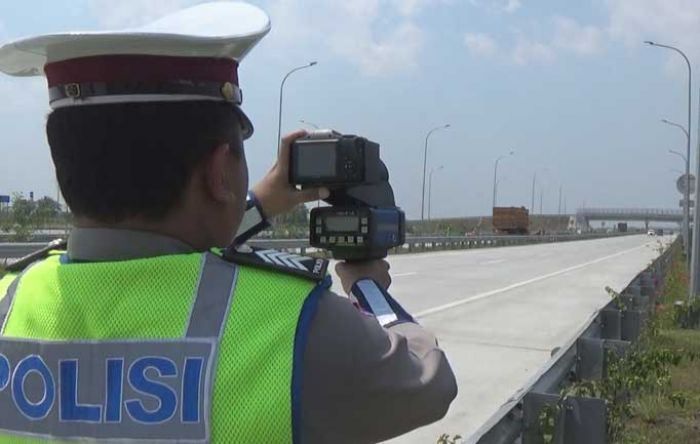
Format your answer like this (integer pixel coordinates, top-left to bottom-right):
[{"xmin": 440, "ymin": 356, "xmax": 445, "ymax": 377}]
[{"xmin": 0, "ymin": 195, "xmax": 9, "ymax": 204}]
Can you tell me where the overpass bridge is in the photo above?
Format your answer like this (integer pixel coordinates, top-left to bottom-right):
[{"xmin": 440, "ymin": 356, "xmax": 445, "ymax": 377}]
[{"xmin": 576, "ymin": 207, "xmax": 685, "ymax": 230}]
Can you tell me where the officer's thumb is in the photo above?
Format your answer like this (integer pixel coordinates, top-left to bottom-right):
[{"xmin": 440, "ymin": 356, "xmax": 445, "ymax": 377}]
[{"xmin": 297, "ymin": 187, "xmax": 330, "ymax": 204}]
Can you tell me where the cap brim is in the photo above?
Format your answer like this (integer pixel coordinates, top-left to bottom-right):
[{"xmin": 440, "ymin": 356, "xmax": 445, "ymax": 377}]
[{"xmin": 0, "ymin": 2, "xmax": 271, "ymax": 77}]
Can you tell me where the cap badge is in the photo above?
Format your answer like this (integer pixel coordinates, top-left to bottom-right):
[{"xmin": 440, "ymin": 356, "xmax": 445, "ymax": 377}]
[
  {"xmin": 220, "ymin": 82, "xmax": 235, "ymax": 102},
  {"xmin": 64, "ymin": 83, "xmax": 81, "ymax": 99}
]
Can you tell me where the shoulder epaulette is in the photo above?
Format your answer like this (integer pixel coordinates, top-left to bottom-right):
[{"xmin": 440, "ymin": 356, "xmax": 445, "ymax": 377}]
[
  {"xmin": 222, "ymin": 244, "xmax": 328, "ymax": 282},
  {"xmin": 5, "ymin": 239, "xmax": 67, "ymax": 273}
]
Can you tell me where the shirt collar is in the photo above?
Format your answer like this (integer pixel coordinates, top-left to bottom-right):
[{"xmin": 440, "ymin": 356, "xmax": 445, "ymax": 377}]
[{"xmin": 67, "ymin": 228, "xmax": 196, "ymax": 262}]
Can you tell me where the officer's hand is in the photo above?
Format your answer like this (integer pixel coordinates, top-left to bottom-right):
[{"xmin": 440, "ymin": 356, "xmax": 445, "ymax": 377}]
[
  {"xmin": 336, "ymin": 260, "xmax": 392, "ymax": 295},
  {"xmin": 252, "ymin": 130, "xmax": 330, "ymax": 218}
]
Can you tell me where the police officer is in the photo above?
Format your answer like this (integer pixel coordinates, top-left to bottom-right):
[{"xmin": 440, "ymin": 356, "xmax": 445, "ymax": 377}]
[{"xmin": 0, "ymin": 3, "xmax": 456, "ymax": 443}]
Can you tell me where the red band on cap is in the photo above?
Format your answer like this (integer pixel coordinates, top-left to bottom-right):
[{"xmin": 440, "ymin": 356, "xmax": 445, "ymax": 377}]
[{"xmin": 44, "ymin": 55, "xmax": 238, "ymax": 87}]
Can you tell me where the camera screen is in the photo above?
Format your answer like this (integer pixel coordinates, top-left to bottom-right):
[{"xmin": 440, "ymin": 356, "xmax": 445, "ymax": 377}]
[
  {"xmin": 324, "ymin": 215, "xmax": 360, "ymax": 232},
  {"xmin": 295, "ymin": 142, "xmax": 336, "ymax": 178}
]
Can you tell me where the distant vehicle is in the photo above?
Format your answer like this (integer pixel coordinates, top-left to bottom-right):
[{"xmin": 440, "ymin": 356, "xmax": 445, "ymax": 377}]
[
  {"xmin": 617, "ymin": 222, "xmax": 628, "ymax": 233},
  {"xmin": 655, "ymin": 228, "xmax": 664, "ymax": 236},
  {"xmin": 492, "ymin": 207, "xmax": 529, "ymax": 235},
  {"xmin": 647, "ymin": 229, "xmax": 655, "ymax": 236}
]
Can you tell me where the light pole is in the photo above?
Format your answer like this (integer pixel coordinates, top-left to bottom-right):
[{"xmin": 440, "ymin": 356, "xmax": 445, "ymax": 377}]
[
  {"xmin": 299, "ymin": 119, "xmax": 320, "ymax": 129},
  {"xmin": 558, "ymin": 184, "xmax": 563, "ymax": 215},
  {"xmin": 669, "ymin": 149, "xmax": 688, "ymax": 164},
  {"xmin": 492, "ymin": 151, "xmax": 514, "ymax": 208},
  {"xmin": 531, "ymin": 172, "xmax": 536, "ymax": 214},
  {"xmin": 276, "ymin": 61, "xmax": 317, "ymax": 152},
  {"xmin": 539, "ymin": 188, "xmax": 544, "ymax": 215},
  {"xmin": 663, "ymin": 119, "xmax": 691, "ymax": 260},
  {"xmin": 421, "ymin": 124, "xmax": 450, "ymax": 220},
  {"xmin": 531, "ymin": 168, "xmax": 548, "ymax": 215},
  {"xmin": 645, "ymin": 41, "xmax": 692, "ymax": 277},
  {"xmin": 428, "ymin": 165, "xmax": 444, "ymax": 221}
]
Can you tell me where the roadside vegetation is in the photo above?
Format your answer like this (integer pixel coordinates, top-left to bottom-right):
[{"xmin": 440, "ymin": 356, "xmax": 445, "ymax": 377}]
[
  {"xmin": 537, "ymin": 243, "xmax": 700, "ymax": 444},
  {"xmin": 619, "ymin": 246, "xmax": 700, "ymax": 443}
]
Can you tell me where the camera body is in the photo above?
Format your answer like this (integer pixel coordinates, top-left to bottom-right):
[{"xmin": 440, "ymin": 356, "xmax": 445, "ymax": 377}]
[
  {"xmin": 289, "ymin": 130, "xmax": 383, "ymax": 186},
  {"xmin": 290, "ymin": 130, "xmax": 405, "ymax": 260}
]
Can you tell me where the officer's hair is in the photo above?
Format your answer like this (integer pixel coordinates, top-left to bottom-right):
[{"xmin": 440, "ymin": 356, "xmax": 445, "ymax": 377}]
[{"xmin": 46, "ymin": 101, "xmax": 243, "ymax": 223}]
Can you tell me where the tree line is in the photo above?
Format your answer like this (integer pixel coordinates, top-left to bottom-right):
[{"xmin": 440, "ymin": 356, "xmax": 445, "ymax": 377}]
[{"xmin": 0, "ymin": 194, "xmax": 68, "ymax": 241}]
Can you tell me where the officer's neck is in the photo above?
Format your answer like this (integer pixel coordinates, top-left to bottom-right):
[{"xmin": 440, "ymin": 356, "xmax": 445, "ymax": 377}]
[{"xmin": 73, "ymin": 213, "xmax": 216, "ymax": 252}]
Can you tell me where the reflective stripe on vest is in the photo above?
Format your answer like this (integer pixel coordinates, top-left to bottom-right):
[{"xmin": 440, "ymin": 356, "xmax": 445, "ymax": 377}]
[{"xmin": 0, "ymin": 252, "xmax": 237, "ymax": 442}]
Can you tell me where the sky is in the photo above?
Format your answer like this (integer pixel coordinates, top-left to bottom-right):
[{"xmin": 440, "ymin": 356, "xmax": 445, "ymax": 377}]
[{"xmin": 0, "ymin": 0, "xmax": 699, "ymax": 220}]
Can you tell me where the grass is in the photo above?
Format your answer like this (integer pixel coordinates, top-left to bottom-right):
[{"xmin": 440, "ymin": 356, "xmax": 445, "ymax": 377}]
[{"xmin": 621, "ymin": 248, "xmax": 700, "ymax": 444}]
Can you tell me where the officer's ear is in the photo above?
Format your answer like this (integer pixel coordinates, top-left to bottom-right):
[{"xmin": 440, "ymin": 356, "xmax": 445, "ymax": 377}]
[{"xmin": 204, "ymin": 143, "xmax": 240, "ymax": 204}]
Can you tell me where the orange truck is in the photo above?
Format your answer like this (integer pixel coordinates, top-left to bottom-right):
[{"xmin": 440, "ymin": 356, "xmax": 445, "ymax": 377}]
[{"xmin": 492, "ymin": 207, "xmax": 529, "ymax": 235}]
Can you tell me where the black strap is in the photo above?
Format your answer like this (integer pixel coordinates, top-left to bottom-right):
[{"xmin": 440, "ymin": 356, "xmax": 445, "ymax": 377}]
[{"xmin": 49, "ymin": 80, "xmax": 241, "ymax": 105}]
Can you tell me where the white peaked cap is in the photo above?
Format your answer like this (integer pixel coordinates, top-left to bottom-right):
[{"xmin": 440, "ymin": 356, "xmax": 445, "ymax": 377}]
[{"xmin": 0, "ymin": 1, "xmax": 272, "ymax": 139}]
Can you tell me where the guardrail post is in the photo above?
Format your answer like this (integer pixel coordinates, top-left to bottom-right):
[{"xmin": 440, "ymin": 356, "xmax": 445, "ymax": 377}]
[
  {"xmin": 600, "ymin": 308, "xmax": 622, "ymax": 340},
  {"xmin": 621, "ymin": 310, "xmax": 647, "ymax": 342},
  {"xmin": 576, "ymin": 337, "xmax": 604, "ymax": 380},
  {"xmin": 523, "ymin": 392, "xmax": 607, "ymax": 444}
]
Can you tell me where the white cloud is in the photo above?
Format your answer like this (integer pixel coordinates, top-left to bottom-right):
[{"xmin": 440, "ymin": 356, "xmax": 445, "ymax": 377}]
[
  {"xmin": 464, "ymin": 32, "xmax": 498, "ymax": 57},
  {"xmin": 353, "ymin": 22, "xmax": 424, "ymax": 76},
  {"xmin": 553, "ymin": 16, "xmax": 603, "ymax": 55},
  {"xmin": 469, "ymin": 0, "xmax": 521, "ymax": 14},
  {"xmin": 511, "ymin": 37, "xmax": 554, "ymax": 65},
  {"xmin": 87, "ymin": 0, "xmax": 198, "ymax": 29},
  {"xmin": 605, "ymin": 0, "xmax": 700, "ymax": 75},
  {"xmin": 463, "ymin": 15, "xmax": 602, "ymax": 65},
  {"xmin": 266, "ymin": 0, "xmax": 427, "ymax": 77},
  {"xmin": 391, "ymin": 0, "xmax": 453, "ymax": 16},
  {"xmin": 392, "ymin": 0, "xmax": 431, "ymax": 16},
  {"xmin": 606, "ymin": 0, "xmax": 700, "ymax": 47},
  {"xmin": 503, "ymin": 0, "xmax": 521, "ymax": 14}
]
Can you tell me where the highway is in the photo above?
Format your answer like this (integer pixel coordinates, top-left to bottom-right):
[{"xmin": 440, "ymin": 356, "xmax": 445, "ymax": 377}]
[{"xmin": 328, "ymin": 234, "xmax": 671, "ymax": 443}]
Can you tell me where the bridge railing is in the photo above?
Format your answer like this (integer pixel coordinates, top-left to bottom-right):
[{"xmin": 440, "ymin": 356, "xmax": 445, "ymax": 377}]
[{"xmin": 577, "ymin": 207, "xmax": 683, "ymax": 217}]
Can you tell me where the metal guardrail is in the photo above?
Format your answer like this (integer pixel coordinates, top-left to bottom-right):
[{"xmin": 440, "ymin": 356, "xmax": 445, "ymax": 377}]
[
  {"xmin": 0, "ymin": 232, "xmax": 632, "ymax": 264},
  {"xmin": 472, "ymin": 237, "xmax": 679, "ymax": 444}
]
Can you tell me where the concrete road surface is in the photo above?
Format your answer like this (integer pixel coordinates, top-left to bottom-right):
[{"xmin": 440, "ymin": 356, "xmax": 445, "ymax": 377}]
[{"xmin": 329, "ymin": 234, "xmax": 671, "ymax": 443}]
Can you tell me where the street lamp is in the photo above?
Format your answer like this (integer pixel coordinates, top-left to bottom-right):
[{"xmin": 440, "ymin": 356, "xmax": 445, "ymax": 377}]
[
  {"xmin": 531, "ymin": 167, "xmax": 548, "ymax": 215},
  {"xmin": 662, "ymin": 119, "xmax": 691, "ymax": 259},
  {"xmin": 277, "ymin": 61, "xmax": 318, "ymax": 152},
  {"xmin": 299, "ymin": 119, "xmax": 320, "ymax": 129},
  {"xmin": 669, "ymin": 149, "xmax": 688, "ymax": 164},
  {"xmin": 492, "ymin": 151, "xmax": 514, "ymax": 208},
  {"xmin": 428, "ymin": 165, "xmax": 444, "ymax": 221},
  {"xmin": 558, "ymin": 184, "xmax": 563, "ymax": 215},
  {"xmin": 421, "ymin": 124, "xmax": 450, "ymax": 220},
  {"xmin": 539, "ymin": 187, "xmax": 544, "ymax": 215},
  {"xmin": 645, "ymin": 41, "xmax": 692, "ymax": 267}
]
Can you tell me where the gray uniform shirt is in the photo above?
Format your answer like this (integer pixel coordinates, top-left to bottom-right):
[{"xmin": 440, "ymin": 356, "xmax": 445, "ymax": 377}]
[{"xmin": 66, "ymin": 228, "xmax": 457, "ymax": 443}]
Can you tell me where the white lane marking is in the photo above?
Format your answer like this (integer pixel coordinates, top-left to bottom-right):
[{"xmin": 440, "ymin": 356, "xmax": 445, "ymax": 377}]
[
  {"xmin": 480, "ymin": 259, "xmax": 505, "ymax": 265},
  {"xmin": 393, "ymin": 272, "xmax": 417, "ymax": 277},
  {"xmin": 415, "ymin": 243, "xmax": 649, "ymax": 319}
]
